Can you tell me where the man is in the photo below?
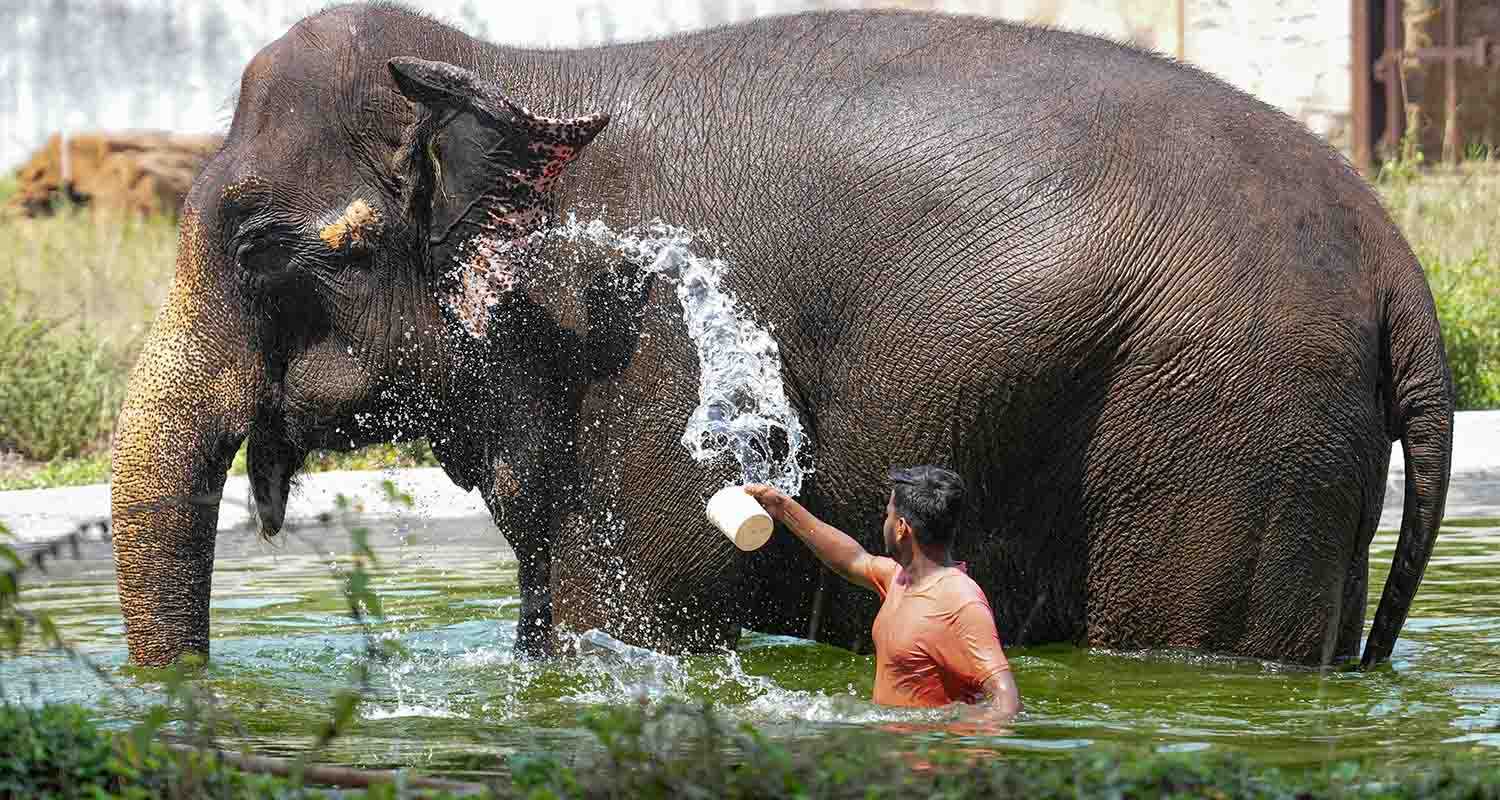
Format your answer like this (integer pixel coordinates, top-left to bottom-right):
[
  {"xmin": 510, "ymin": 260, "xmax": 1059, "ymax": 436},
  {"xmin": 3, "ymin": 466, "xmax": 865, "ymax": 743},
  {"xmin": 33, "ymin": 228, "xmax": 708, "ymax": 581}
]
[{"xmin": 745, "ymin": 466, "xmax": 1021, "ymax": 716}]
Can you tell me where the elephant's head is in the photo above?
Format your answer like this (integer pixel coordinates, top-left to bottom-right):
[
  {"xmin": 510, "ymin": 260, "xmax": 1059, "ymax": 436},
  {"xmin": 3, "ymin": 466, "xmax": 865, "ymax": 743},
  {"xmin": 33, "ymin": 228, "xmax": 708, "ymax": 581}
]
[{"xmin": 110, "ymin": 9, "xmax": 609, "ymax": 666}]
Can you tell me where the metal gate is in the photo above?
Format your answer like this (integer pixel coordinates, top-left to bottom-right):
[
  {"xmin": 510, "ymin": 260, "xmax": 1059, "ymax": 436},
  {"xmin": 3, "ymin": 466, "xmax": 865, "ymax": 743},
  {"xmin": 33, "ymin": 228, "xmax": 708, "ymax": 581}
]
[{"xmin": 1352, "ymin": 0, "xmax": 1499, "ymax": 171}]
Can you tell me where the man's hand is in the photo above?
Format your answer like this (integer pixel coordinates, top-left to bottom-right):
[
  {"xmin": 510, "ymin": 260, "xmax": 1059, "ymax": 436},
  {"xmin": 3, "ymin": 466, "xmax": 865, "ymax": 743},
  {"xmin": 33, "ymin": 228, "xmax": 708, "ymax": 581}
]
[{"xmin": 743, "ymin": 483, "xmax": 791, "ymax": 518}]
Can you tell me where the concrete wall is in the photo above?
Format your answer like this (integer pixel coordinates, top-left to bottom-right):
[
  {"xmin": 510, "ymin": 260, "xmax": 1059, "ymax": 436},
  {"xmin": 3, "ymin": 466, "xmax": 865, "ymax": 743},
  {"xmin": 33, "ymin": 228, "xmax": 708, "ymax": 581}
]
[
  {"xmin": 924, "ymin": 0, "xmax": 1355, "ymax": 150},
  {"xmin": 1183, "ymin": 0, "xmax": 1352, "ymax": 151},
  {"xmin": 0, "ymin": 0, "xmax": 1354, "ymax": 171}
]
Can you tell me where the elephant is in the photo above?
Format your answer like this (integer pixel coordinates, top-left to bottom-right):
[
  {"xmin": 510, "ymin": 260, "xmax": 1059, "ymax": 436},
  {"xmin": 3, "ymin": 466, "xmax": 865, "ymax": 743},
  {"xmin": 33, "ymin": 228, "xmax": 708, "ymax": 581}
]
[{"xmin": 109, "ymin": 3, "xmax": 1453, "ymax": 670}]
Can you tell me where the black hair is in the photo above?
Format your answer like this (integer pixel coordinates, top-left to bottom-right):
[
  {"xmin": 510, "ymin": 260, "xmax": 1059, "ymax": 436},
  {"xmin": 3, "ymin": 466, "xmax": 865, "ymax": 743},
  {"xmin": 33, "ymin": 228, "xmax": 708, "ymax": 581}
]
[{"xmin": 888, "ymin": 465, "xmax": 966, "ymax": 548}]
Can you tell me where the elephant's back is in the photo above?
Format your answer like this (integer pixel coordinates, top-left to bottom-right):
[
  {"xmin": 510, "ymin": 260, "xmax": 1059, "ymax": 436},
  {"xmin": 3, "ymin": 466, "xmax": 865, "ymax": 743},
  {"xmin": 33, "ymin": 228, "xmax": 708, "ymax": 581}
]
[
  {"xmin": 611, "ymin": 10, "xmax": 1385, "ymax": 319},
  {"xmin": 599, "ymin": 9, "xmax": 1395, "ymax": 408},
  {"xmin": 660, "ymin": 11, "xmax": 1394, "ymax": 465}
]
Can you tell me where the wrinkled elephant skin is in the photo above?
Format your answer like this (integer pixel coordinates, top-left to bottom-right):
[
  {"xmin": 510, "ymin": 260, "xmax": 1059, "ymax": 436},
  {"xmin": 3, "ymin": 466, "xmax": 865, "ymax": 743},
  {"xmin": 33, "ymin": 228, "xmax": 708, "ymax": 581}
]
[{"xmin": 110, "ymin": 5, "xmax": 1453, "ymax": 669}]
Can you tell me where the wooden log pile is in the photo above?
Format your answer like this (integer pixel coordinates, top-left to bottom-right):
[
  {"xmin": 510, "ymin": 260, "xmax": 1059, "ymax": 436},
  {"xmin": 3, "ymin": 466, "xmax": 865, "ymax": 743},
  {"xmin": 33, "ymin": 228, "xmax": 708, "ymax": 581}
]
[{"xmin": 5, "ymin": 131, "xmax": 223, "ymax": 218}]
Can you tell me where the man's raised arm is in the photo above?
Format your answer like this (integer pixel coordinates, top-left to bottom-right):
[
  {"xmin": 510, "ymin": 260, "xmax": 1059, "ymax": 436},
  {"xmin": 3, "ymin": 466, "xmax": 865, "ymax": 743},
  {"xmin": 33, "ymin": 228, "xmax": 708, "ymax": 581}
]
[{"xmin": 743, "ymin": 485, "xmax": 883, "ymax": 593}]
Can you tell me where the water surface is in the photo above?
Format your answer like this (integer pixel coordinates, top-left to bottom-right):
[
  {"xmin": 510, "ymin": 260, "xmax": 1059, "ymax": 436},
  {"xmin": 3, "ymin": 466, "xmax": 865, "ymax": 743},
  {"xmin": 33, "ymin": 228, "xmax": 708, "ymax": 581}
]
[{"xmin": 3, "ymin": 513, "xmax": 1496, "ymax": 780}]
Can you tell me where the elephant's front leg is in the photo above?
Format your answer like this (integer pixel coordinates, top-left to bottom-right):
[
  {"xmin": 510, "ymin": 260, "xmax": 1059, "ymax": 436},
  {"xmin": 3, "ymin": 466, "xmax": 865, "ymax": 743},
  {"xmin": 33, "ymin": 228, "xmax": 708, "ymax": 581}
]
[
  {"xmin": 507, "ymin": 501, "xmax": 555, "ymax": 657},
  {"xmin": 479, "ymin": 434, "xmax": 575, "ymax": 658}
]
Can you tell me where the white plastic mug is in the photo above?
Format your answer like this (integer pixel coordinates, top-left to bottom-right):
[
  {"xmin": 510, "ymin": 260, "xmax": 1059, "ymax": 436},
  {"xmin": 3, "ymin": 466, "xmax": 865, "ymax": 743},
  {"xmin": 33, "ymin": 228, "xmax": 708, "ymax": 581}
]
[{"xmin": 706, "ymin": 485, "xmax": 775, "ymax": 551}]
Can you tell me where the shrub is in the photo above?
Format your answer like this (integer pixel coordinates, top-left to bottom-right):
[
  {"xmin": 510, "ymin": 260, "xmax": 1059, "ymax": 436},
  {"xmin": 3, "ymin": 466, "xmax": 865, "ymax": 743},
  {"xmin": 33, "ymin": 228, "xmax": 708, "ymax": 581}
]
[
  {"xmin": 1424, "ymin": 251, "xmax": 1500, "ymax": 410},
  {"xmin": 0, "ymin": 199, "xmax": 176, "ymax": 463},
  {"xmin": 0, "ymin": 704, "xmax": 115, "ymax": 798},
  {"xmin": 510, "ymin": 699, "xmax": 1500, "ymax": 799},
  {"xmin": 1378, "ymin": 168, "xmax": 1500, "ymax": 410},
  {"xmin": 0, "ymin": 703, "xmax": 464, "ymax": 799},
  {"xmin": 0, "ymin": 298, "xmax": 126, "ymax": 461}
]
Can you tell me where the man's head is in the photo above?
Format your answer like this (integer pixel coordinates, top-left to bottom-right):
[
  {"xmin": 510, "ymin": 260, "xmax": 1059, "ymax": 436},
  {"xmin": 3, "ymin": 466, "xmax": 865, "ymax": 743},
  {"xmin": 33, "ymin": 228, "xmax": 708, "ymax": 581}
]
[{"xmin": 882, "ymin": 465, "xmax": 967, "ymax": 559}]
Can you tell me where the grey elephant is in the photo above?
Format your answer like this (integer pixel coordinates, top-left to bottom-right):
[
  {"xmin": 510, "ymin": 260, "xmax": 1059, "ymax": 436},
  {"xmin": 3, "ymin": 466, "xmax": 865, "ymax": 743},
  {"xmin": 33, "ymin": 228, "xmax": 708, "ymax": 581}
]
[{"xmin": 110, "ymin": 3, "xmax": 1453, "ymax": 669}]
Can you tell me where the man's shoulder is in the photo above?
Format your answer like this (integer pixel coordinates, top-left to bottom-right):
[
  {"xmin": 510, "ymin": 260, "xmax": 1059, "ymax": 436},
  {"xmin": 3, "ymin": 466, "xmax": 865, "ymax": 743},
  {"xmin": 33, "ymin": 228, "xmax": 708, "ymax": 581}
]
[
  {"xmin": 855, "ymin": 555, "xmax": 902, "ymax": 597},
  {"xmin": 866, "ymin": 555, "xmax": 901, "ymax": 583},
  {"xmin": 944, "ymin": 564, "xmax": 995, "ymax": 605}
]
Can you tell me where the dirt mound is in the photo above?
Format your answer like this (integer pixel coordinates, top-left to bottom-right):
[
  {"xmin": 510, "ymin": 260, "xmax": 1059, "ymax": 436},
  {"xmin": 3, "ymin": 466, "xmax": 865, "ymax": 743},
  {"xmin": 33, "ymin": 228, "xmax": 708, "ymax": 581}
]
[{"xmin": 5, "ymin": 131, "xmax": 223, "ymax": 218}]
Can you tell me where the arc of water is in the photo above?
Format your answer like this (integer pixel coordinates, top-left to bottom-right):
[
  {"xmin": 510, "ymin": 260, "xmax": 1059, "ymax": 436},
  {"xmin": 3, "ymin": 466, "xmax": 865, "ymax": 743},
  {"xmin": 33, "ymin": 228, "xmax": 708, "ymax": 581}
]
[{"xmin": 554, "ymin": 215, "xmax": 810, "ymax": 496}]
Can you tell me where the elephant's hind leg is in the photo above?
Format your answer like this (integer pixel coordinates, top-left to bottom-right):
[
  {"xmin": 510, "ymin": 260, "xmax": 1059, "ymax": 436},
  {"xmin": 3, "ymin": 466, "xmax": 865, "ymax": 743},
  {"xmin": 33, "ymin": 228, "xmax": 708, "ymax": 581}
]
[
  {"xmin": 1230, "ymin": 387, "xmax": 1389, "ymax": 665},
  {"xmin": 1335, "ymin": 436, "xmax": 1390, "ymax": 661},
  {"xmin": 1080, "ymin": 333, "xmax": 1386, "ymax": 665}
]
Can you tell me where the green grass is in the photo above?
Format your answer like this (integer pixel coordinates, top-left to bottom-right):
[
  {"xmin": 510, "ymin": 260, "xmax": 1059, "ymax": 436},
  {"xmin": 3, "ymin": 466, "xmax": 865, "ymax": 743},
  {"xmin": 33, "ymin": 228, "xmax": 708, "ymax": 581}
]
[
  {"xmin": 0, "ymin": 451, "xmax": 111, "ymax": 491},
  {"xmin": 0, "ymin": 298, "xmax": 126, "ymax": 463},
  {"xmin": 0, "ymin": 202, "xmax": 175, "ymax": 469},
  {"xmin": 1441, "ymin": 516, "xmax": 1500, "ymax": 529},
  {"xmin": 222, "ymin": 439, "xmax": 437, "ymax": 478},
  {"xmin": 0, "ymin": 166, "xmax": 1495, "ymax": 491},
  {"xmin": 0, "ymin": 444, "xmax": 440, "ymax": 491},
  {"xmin": 1376, "ymin": 166, "xmax": 1500, "ymax": 411},
  {"xmin": 0, "ymin": 203, "xmax": 177, "ymax": 366}
]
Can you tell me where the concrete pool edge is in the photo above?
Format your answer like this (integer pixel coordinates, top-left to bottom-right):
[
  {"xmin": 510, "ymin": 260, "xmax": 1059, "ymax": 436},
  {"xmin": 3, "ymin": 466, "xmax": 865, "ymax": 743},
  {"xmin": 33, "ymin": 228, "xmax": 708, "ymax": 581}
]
[
  {"xmin": 2, "ymin": 410, "xmax": 1497, "ymax": 543},
  {"xmin": 1380, "ymin": 409, "xmax": 1500, "ymax": 529},
  {"xmin": 0, "ymin": 467, "xmax": 491, "ymax": 543}
]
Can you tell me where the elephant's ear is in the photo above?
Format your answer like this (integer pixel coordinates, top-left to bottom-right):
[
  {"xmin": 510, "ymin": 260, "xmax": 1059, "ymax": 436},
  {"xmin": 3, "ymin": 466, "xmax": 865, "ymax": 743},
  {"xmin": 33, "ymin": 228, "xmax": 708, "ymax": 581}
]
[
  {"xmin": 387, "ymin": 57, "xmax": 609, "ymax": 243},
  {"xmin": 388, "ymin": 56, "xmax": 490, "ymax": 111}
]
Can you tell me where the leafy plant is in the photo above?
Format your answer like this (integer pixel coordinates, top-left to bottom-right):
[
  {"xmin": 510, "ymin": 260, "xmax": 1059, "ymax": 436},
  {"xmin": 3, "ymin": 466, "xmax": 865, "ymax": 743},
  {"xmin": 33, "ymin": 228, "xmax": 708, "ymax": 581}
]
[
  {"xmin": 0, "ymin": 298, "xmax": 126, "ymax": 461},
  {"xmin": 0, "ymin": 199, "xmax": 175, "ymax": 465},
  {"xmin": 0, "ymin": 704, "xmax": 114, "ymax": 798},
  {"xmin": 1376, "ymin": 161, "xmax": 1499, "ymax": 411},
  {"xmin": 1376, "ymin": 128, "xmax": 1428, "ymax": 186},
  {"xmin": 506, "ymin": 698, "xmax": 1500, "ymax": 799},
  {"xmin": 1424, "ymin": 251, "xmax": 1500, "ymax": 410}
]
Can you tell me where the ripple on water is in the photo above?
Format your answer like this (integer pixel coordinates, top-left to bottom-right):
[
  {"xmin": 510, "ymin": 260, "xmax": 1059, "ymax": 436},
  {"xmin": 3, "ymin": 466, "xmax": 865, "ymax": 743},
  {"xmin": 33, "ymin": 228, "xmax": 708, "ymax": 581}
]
[
  {"xmin": 455, "ymin": 598, "xmax": 520, "ymax": 610},
  {"xmin": 212, "ymin": 595, "xmax": 303, "ymax": 610},
  {"xmin": 1157, "ymin": 742, "xmax": 1213, "ymax": 754}
]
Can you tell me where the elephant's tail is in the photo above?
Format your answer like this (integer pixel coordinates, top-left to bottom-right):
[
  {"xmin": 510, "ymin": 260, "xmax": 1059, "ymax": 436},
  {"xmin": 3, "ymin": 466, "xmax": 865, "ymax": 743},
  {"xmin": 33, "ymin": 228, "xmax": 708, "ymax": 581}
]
[{"xmin": 1360, "ymin": 247, "xmax": 1455, "ymax": 668}]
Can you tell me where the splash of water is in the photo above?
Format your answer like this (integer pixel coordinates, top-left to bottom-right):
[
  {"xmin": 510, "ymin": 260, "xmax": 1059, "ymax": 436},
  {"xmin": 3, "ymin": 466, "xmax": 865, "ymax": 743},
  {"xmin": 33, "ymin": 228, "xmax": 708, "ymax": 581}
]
[
  {"xmin": 554, "ymin": 215, "xmax": 810, "ymax": 495},
  {"xmin": 343, "ymin": 622, "xmax": 910, "ymax": 727},
  {"xmin": 546, "ymin": 629, "xmax": 908, "ymax": 725}
]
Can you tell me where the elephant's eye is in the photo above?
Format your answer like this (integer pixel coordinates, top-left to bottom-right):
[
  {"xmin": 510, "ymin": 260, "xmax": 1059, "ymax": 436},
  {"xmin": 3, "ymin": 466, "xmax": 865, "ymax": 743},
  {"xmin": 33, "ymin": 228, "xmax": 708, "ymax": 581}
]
[{"xmin": 236, "ymin": 239, "xmax": 293, "ymax": 274}]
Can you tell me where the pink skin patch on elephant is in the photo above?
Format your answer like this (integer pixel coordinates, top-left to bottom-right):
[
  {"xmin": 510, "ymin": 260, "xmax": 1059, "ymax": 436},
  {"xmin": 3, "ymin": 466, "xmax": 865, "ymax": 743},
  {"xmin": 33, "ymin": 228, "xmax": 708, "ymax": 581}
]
[
  {"xmin": 441, "ymin": 112, "xmax": 604, "ymax": 340},
  {"xmin": 443, "ymin": 205, "xmax": 544, "ymax": 339},
  {"xmin": 447, "ymin": 241, "xmax": 518, "ymax": 339}
]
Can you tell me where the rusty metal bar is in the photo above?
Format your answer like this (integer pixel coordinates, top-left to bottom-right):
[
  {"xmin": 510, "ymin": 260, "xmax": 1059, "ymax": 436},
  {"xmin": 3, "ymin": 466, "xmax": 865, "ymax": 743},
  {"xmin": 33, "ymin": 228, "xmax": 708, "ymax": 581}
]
[
  {"xmin": 1383, "ymin": 0, "xmax": 1404, "ymax": 157},
  {"xmin": 1353, "ymin": 0, "xmax": 1373, "ymax": 172},
  {"xmin": 1443, "ymin": 0, "xmax": 1460, "ymax": 163}
]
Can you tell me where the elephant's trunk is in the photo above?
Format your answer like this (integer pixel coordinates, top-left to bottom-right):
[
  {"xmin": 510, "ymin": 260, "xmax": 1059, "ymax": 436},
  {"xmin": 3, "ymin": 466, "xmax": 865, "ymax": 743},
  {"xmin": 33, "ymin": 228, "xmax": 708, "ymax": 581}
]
[{"xmin": 110, "ymin": 213, "xmax": 261, "ymax": 667}]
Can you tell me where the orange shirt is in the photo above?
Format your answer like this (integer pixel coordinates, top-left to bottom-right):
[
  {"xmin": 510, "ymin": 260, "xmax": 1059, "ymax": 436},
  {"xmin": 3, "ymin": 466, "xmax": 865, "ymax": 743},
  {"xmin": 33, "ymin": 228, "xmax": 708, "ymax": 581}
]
[{"xmin": 859, "ymin": 557, "xmax": 1011, "ymax": 707}]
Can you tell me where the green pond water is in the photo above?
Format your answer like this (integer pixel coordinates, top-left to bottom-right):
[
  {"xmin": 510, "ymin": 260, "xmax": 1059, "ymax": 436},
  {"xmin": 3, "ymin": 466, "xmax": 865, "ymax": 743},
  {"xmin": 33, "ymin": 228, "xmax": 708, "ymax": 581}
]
[{"xmin": 2, "ymin": 509, "xmax": 1497, "ymax": 781}]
